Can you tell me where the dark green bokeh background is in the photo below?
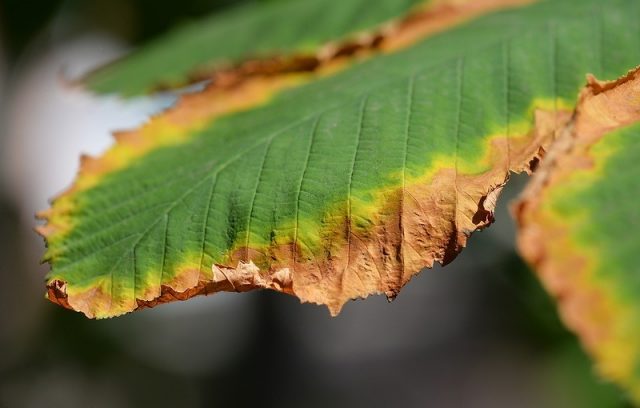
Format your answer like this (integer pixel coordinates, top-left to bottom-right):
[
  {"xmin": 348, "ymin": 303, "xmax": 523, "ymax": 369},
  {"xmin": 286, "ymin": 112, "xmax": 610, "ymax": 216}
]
[
  {"xmin": 0, "ymin": 1, "xmax": 632, "ymax": 407},
  {"xmin": 1, "ymin": 0, "xmax": 247, "ymax": 58}
]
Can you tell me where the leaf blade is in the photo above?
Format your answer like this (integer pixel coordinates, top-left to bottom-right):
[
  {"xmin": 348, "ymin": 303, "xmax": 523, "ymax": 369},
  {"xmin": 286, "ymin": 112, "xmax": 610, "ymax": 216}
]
[{"xmin": 516, "ymin": 67, "xmax": 640, "ymax": 402}]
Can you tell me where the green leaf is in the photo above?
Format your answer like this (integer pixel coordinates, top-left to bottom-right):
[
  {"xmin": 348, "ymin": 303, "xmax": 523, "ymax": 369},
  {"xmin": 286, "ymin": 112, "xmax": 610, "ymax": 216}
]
[
  {"xmin": 516, "ymin": 68, "xmax": 640, "ymax": 402},
  {"xmin": 41, "ymin": 0, "xmax": 640, "ymax": 329},
  {"xmin": 85, "ymin": 0, "xmax": 428, "ymax": 96}
]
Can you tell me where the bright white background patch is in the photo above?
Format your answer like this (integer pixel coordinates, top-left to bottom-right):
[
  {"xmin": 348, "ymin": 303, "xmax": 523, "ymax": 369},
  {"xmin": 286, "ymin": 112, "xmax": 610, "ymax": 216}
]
[{"xmin": 1, "ymin": 33, "xmax": 171, "ymax": 222}]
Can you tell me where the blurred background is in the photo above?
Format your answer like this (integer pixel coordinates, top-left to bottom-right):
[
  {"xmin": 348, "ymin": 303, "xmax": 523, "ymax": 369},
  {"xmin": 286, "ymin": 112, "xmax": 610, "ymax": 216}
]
[{"xmin": 0, "ymin": 1, "xmax": 632, "ymax": 407}]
